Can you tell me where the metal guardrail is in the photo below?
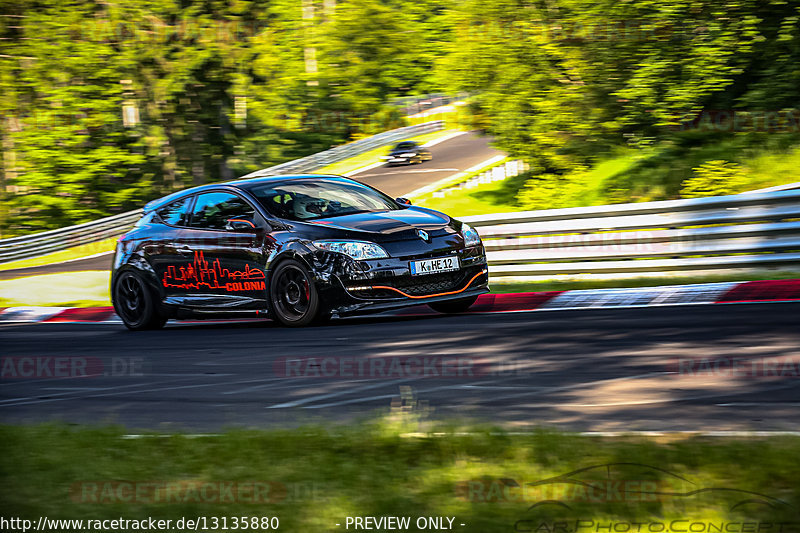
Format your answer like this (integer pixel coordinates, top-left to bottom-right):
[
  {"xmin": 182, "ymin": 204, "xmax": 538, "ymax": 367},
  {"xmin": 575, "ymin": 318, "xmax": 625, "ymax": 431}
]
[
  {"xmin": 0, "ymin": 121, "xmax": 445, "ymax": 264},
  {"xmin": 0, "ymin": 211, "xmax": 142, "ymax": 263},
  {"xmin": 461, "ymin": 189, "xmax": 800, "ymax": 282}
]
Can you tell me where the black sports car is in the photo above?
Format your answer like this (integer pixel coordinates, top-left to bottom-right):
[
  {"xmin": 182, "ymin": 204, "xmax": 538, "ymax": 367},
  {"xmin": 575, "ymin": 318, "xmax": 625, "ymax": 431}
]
[
  {"xmin": 111, "ymin": 174, "xmax": 489, "ymax": 329},
  {"xmin": 381, "ymin": 141, "xmax": 432, "ymax": 166}
]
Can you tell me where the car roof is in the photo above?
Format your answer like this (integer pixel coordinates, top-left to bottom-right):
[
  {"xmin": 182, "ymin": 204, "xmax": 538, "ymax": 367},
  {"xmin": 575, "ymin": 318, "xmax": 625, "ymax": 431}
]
[{"xmin": 142, "ymin": 174, "xmax": 352, "ymax": 212}]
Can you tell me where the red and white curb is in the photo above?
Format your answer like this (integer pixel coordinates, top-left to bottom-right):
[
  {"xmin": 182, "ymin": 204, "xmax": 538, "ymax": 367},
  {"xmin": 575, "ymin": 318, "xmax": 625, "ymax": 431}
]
[
  {"xmin": 1, "ymin": 279, "xmax": 799, "ymax": 325},
  {"xmin": 0, "ymin": 306, "xmax": 120, "ymax": 324}
]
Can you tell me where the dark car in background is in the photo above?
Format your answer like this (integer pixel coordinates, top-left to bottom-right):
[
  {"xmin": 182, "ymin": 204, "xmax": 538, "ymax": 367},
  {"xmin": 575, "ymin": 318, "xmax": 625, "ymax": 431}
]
[
  {"xmin": 381, "ymin": 141, "xmax": 432, "ymax": 166},
  {"xmin": 111, "ymin": 175, "xmax": 489, "ymax": 329}
]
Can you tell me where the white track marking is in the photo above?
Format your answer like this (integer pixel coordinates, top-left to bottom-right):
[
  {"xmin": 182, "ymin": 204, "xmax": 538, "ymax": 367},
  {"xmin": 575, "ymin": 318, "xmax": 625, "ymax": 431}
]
[
  {"xmin": 293, "ymin": 374, "xmax": 666, "ymax": 409},
  {"xmin": 0, "ymin": 374, "xmax": 306, "ymax": 407},
  {"xmin": 716, "ymin": 402, "xmax": 800, "ymax": 407},
  {"xmin": 223, "ymin": 377, "xmax": 296, "ymax": 395},
  {"xmin": 279, "ymin": 372, "xmax": 800, "ymax": 410},
  {"xmin": 267, "ymin": 378, "xmax": 414, "ymax": 408},
  {"xmin": 380, "ymin": 168, "xmax": 459, "ymax": 174},
  {"xmin": 405, "ymin": 155, "xmax": 506, "ymax": 198},
  {"xmin": 274, "ymin": 377, "xmax": 531, "ymax": 409},
  {"xmin": 345, "ymin": 162, "xmax": 384, "ymax": 176},
  {"xmin": 0, "ymin": 378, "xmax": 197, "ymax": 405}
]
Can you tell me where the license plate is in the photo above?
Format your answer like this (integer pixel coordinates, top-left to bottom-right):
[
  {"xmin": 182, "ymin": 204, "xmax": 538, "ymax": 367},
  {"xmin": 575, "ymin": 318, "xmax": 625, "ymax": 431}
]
[{"xmin": 410, "ymin": 256, "xmax": 460, "ymax": 276}]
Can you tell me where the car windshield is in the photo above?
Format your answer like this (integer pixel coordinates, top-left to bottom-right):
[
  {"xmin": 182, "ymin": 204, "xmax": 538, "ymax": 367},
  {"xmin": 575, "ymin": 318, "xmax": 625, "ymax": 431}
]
[
  {"xmin": 243, "ymin": 178, "xmax": 398, "ymax": 221},
  {"xmin": 393, "ymin": 142, "xmax": 415, "ymax": 150}
]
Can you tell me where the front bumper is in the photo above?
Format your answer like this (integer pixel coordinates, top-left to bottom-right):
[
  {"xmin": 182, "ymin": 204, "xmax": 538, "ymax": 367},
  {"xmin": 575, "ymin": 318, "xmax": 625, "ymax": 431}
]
[
  {"xmin": 316, "ymin": 245, "xmax": 490, "ymax": 317},
  {"xmin": 382, "ymin": 156, "xmax": 413, "ymax": 165}
]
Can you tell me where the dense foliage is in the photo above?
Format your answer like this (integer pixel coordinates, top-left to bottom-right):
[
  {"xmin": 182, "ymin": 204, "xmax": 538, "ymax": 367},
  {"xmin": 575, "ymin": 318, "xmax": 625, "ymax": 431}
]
[
  {"xmin": 0, "ymin": 0, "xmax": 452, "ymax": 234},
  {"xmin": 439, "ymin": 0, "xmax": 800, "ymax": 205},
  {"xmin": 1, "ymin": 0, "xmax": 798, "ymax": 234}
]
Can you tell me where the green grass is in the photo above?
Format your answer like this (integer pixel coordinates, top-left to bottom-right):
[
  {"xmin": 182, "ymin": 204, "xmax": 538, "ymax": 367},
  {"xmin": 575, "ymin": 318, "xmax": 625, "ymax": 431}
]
[
  {"xmin": 0, "ymin": 236, "xmax": 118, "ymax": 272},
  {"xmin": 316, "ymin": 128, "xmax": 464, "ymax": 176},
  {"xmin": 1, "ymin": 420, "xmax": 798, "ymax": 530},
  {"xmin": 414, "ymin": 173, "xmax": 522, "ymax": 216},
  {"xmin": 602, "ymin": 135, "xmax": 800, "ymax": 202},
  {"xmin": 0, "ymin": 271, "xmax": 110, "ymax": 307}
]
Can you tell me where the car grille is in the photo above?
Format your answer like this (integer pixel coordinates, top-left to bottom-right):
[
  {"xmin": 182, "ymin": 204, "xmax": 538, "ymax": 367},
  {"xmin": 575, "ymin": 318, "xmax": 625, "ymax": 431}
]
[
  {"xmin": 390, "ymin": 271, "xmax": 466, "ymax": 296},
  {"xmin": 348, "ymin": 269, "xmax": 486, "ymax": 300}
]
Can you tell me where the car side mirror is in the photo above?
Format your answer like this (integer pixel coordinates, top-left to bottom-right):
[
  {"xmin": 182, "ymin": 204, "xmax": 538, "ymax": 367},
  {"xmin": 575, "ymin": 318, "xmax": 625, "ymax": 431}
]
[
  {"xmin": 226, "ymin": 218, "xmax": 257, "ymax": 232},
  {"xmin": 396, "ymin": 197, "xmax": 412, "ymax": 206}
]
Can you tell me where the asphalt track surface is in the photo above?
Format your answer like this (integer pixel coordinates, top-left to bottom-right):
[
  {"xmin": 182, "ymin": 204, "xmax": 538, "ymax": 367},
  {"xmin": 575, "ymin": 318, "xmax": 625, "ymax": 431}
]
[
  {"xmin": 2, "ymin": 302, "xmax": 799, "ymax": 432},
  {"xmin": 352, "ymin": 131, "xmax": 504, "ymax": 198},
  {"xmin": 0, "ymin": 132, "xmax": 502, "ymax": 280}
]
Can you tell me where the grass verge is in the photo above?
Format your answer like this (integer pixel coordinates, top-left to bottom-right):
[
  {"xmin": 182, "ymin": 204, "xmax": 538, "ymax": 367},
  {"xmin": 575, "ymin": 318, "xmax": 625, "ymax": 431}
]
[
  {"xmin": 412, "ymin": 160, "xmax": 520, "ymax": 215},
  {"xmin": 0, "ymin": 237, "xmax": 117, "ymax": 273},
  {"xmin": 0, "ymin": 271, "xmax": 110, "ymax": 307},
  {"xmin": 416, "ymin": 139, "xmax": 800, "ymax": 217},
  {"xmin": 1, "ymin": 419, "xmax": 798, "ymax": 530}
]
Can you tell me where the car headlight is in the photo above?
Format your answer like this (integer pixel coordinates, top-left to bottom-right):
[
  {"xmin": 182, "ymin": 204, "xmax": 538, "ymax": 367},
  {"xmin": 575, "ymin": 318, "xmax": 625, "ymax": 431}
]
[
  {"xmin": 313, "ymin": 240, "xmax": 389, "ymax": 260},
  {"xmin": 461, "ymin": 223, "xmax": 481, "ymax": 247}
]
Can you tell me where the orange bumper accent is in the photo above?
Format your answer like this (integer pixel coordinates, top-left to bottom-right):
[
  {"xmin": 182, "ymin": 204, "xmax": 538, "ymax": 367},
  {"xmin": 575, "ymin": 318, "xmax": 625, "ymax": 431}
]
[{"xmin": 368, "ymin": 271, "xmax": 486, "ymax": 300}]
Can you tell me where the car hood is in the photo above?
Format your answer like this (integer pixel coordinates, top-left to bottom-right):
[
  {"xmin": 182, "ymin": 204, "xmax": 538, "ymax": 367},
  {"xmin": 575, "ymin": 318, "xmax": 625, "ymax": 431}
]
[{"xmin": 302, "ymin": 208, "xmax": 453, "ymax": 239}]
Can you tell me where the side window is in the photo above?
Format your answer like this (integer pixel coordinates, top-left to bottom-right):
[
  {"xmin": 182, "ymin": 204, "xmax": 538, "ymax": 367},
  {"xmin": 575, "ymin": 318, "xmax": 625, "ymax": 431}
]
[
  {"xmin": 189, "ymin": 192, "xmax": 256, "ymax": 231},
  {"xmin": 156, "ymin": 197, "xmax": 191, "ymax": 226}
]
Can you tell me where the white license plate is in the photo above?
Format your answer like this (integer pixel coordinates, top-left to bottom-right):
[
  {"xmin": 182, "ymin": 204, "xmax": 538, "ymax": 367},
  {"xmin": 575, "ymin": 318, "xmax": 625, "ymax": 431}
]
[{"xmin": 410, "ymin": 256, "xmax": 460, "ymax": 276}]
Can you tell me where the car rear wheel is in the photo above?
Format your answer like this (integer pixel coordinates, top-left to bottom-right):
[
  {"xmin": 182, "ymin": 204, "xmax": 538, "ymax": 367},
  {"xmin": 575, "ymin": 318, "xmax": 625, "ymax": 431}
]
[
  {"xmin": 269, "ymin": 259, "xmax": 321, "ymax": 327},
  {"xmin": 428, "ymin": 295, "xmax": 479, "ymax": 314},
  {"xmin": 113, "ymin": 271, "xmax": 166, "ymax": 330}
]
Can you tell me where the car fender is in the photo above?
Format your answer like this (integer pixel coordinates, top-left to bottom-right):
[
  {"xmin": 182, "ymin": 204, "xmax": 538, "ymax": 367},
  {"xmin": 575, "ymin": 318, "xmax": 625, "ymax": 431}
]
[
  {"xmin": 266, "ymin": 240, "xmax": 360, "ymax": 290},
  {"xmin": 111, "ymin": 254, "xmax": 165, "ymax": 303}
]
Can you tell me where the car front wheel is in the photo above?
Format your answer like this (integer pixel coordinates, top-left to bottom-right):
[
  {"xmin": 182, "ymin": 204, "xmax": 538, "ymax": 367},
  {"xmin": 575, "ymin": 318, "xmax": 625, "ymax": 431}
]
[
  {"xmin": 428, "ymin": 295, "xmax": 479, "ymax": 314},
  {"xmin": 269, "ymin": 259, "xmax": 321, "ymax": 327},
  {"xmin": 113, "ymin": 270, "xmax": 166, "ymax": 330}
]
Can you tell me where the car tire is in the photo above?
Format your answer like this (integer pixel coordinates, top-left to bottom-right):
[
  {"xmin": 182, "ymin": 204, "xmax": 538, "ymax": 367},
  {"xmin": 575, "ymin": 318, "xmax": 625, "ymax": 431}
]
[
  {"xmin": 428, "ymin": 295, "xmax": 479, "ymax": 314},
  {"xmin": 269, "ymin": 259, "xmax": 321, "ymax": 327},
  {"xmin": 113, "ymin": 270, "xmax": 167, "ymax": 331}
]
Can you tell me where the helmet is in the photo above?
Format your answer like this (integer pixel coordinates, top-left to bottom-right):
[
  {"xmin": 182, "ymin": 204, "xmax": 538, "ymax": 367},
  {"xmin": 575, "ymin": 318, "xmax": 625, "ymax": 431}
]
[{"xmin": 293, "ymin": 196, "xmax": 327, "ymax": 219}]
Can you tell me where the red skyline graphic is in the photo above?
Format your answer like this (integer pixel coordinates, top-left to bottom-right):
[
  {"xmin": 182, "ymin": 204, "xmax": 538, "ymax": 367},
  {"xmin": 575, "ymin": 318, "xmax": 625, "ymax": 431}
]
[{"xmin": 162, "ymin": 250, "xmax": 265, "ymax": 292}]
